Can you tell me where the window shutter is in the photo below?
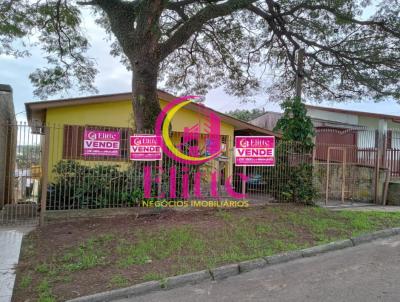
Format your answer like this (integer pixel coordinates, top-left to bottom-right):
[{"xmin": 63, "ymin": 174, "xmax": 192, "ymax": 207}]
[
  {"xmin": 63, "ymin": 125, "xmax": 84, "ymax": 159},
  {"xmin": 63, "ymin": 125, "xmax": 129, "ymax": 160},
  {"xmin": 120, "ymin": 128, "xmax": 129, "ymax": 159}
]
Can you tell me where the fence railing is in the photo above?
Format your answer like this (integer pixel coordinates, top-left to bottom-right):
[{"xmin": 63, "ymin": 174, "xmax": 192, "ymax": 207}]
[
  {"xmin": 315, "ymin": 128, "xmax": 400, "ymax": 177},
  {"xmin": 0, "ymin": 123, "xmax": 314, "ymax": 220},
  {"xmin": 387, "ymin": 149, "xmax": 400, "ymax": 178},
  {"xmin": 44, "ymin": 124, "xmax": 312, "ymax": 210},
  {"xmin": 0, "ymin": 123, "xmax": 41, "ymax": 224},
  {"xmin": 1, "ymin": 122, "xmax": 399, "ymax": 224}
]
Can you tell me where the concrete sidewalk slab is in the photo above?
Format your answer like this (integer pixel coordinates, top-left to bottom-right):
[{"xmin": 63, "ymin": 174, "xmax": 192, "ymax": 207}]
[{"xmin": 0, "ymin": 227, "xmax": 33, "ymax": 302}]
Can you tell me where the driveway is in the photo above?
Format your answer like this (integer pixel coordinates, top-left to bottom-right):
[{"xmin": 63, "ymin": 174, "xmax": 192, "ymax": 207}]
[
  {"xmin": 0, "ymin": 227, "xmax": 33, "ymax": 302},
  {"xmin": 117, "ymin": 235, "xmax": 400, "ymax": 302}
]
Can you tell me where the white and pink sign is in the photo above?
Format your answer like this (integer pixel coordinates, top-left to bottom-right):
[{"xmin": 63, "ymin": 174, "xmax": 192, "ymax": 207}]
[
  {"xmin": 235, "ymin": 136, "xmax": 275, "ymax": 166},
  {"xmin": 83, "ymin": 129, "xmax": 120, "ymax": 157},
  {"xmin": 130, "ymin": 135, "xmax": 162, "ymax": 161}
]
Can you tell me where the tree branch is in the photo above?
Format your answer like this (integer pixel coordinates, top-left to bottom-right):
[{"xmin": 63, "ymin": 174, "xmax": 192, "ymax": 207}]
[
  {"xmin": 278, "ymin": 3, "xmax": 400, "ymax": 38},
  {"xmin": 159, "ymin": 0, "xmax": 257, "ymax": 60}
]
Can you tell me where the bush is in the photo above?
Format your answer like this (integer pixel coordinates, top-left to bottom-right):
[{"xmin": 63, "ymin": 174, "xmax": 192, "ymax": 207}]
[
  {"xmin": 46, "ymin": 160, "xmax": 156, "ymax": 210},
  {"xmin": 274, "ymin": 97, "xmax": 316, "ymax": 204}
]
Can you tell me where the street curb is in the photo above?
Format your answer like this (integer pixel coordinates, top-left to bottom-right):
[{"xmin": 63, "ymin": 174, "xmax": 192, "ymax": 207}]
[
  {"xmin": 67, "ymin": 227, "xmax": 400, "ymax": 302},
  {"xmin": 301, "ymin": 239, "xmax": 353, "ymax": 257},
  {"xmin": 351, "ymin": 229, "xmax": 396, "ymax": 246},
  {"xmin": 239, "ymin": 258, "xmax": 267, "ymax": 273},
  {"xmin": 265, "ymin": 250, "xmax": 303, "ymax": 264},
  {"xmin": 392, "ymin": 227, "xmax": 400, "ymax": 235},
  {"xmin": 67, "ymin": 281, "xmax": 161, "ymax": 302},
  {"xmin": 210, "ymin": 263, "xmax": 239, "ymax": 280},
  {"xmin": 165, "ymin": 270, "xmax": 211, "ymax": 289}
]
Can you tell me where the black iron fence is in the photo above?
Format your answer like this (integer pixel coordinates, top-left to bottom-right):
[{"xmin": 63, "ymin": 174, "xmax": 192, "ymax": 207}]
[{"xmin": 1, "ymin": 123, "xmax": 398, "ymax": 224}]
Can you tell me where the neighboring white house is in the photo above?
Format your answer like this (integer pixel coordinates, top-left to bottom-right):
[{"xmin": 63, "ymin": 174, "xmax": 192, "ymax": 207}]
[{"xmin": 251, "ymin": 104, "xmax": 400, "ymax": 149}]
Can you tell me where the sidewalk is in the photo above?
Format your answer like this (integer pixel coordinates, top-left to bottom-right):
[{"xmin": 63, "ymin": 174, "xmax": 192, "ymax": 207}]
[
  {"xmin": 0, "ymin": 227, "xmax": 33, "ymax": 302},
  {"xmin": 318, "ymin": 201, "xmax": 400, "ymax": 212}
]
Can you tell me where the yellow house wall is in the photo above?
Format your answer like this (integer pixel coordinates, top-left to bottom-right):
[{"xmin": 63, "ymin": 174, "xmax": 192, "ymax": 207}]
[{"xmin": 45, "ymin": 97, "xmax": 234, "ymax": 183}]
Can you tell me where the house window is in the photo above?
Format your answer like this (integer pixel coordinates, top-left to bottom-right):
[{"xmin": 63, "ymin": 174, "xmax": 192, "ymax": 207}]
[
  {"xmin": 62, "ymin": 125, "xmax": 130, "ymax": 160},
  {"xmin": 374, "ymin": 130, "xmax": 393, "ymax": 149},
  {"xmin": 387, "ymin": 130, "xmax": 393, "ymax": 149}
]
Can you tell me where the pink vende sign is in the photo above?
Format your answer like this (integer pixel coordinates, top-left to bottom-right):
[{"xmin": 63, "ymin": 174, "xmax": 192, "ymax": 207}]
[
  {"xmin": 235, "ymin": 136, "xmax": 275, "ymax": 166},
  {"xmin": 130, "ymin": 135, "xmax": 162, "ymax": 161},
  {"xmin": 83, "ymin": 129, "xmax": 120, "ymax": 156}
]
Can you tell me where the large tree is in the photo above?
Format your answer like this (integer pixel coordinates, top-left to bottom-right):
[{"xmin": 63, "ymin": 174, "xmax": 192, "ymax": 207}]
[
  {"xmin": 226, "ymin": 108, "xmax": 265, "ymax": 121},
  {"xmin": 1, "ymin": 0, "xmax": 400, "ymax": 130}
]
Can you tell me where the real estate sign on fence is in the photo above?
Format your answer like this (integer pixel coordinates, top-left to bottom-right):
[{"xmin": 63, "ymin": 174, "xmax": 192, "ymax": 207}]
[
  {"xmin": 83, "ymin": 129, "xmax": 120, "ymax": 156},
  {"xmin": 130, "ymin": 135, "xmax": 162, "ymax": 161},
  {"xmin": 235, "ymin": 136, "xmax": 275, "ymax": 166}
]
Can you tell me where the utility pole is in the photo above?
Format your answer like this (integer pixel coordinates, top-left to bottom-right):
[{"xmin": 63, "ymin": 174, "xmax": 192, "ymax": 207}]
[{"xmin": 295, "ymin": 48, "xmax": 305, "ymax": 99}]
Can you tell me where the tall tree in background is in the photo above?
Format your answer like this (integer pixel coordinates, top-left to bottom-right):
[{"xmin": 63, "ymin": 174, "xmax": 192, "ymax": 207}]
[
  {"xmin": 274, "ymin": 97, "xmax": 316, "ymax": 204},
  {"xmin": 226, "ymin": 108, "xmax": 265, "ymax": 122},
  {"xmin": 1, "ymin": 1, "xmax": 400, "ymax": 130},
  {"xmin": 274, "ymin": 97, "xmax": 314, "ymax": 151}
]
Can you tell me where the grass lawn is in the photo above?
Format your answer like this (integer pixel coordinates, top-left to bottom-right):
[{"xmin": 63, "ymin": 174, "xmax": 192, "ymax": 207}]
[{"xmin": 13, "ymin": 204, "xmax": 400, "ymax": 301}]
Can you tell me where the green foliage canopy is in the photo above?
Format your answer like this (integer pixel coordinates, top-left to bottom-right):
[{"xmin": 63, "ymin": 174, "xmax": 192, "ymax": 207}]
[
  {"xmin": 1, "ymin": 1, "xmax": 400, "ymax": 129},
  {"xmin": 274, "ymin": 96, "xmax": 314, "ymax": 151},
  {"xmin": 274, "ymin": 97, "xmax": 316, "ymax": 204},
  {"xmin": 226, "ymin": 108, "xmax": 265, "ymax": 122}
]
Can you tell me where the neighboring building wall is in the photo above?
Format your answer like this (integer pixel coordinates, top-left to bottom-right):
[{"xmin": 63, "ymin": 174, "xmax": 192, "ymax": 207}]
[
  {"xmin": 358, "ymin": 116, "xmax": 380, "ymax": 129},
  {"xmin": 388, "ymin": 121, "xmax": 400, "ymax": 149},
  {"xmin": 0, "ymin": 85, "xmax": 15, "ymax": 125},
  {"xmin": 252, "ymin": 108, "xmax": 400, "ymax": 150},
  {"xmin": 306, "ymin": 108, "xmax": 359, "ymax": 125},
  {"xmin": 388, "ymin": 120, "xmax": 400, "ymax": 131},
  {"xmin": 391, "ymin": 131, "xmax": 400, "ymax": 149},
  {"xmin": 0, "ymin": 85, "xmax": 17, "ymax": 206},
  {"xmin": 250, "ymin": 111, "xmax": 282, "ymax": 131},
  {"xmin": 250, "ymin": 109, "xmax": 364, "ymax": 132},
  {"xmin": 314, "ymin": 162, "xmax": 386, "ymax": 202}
]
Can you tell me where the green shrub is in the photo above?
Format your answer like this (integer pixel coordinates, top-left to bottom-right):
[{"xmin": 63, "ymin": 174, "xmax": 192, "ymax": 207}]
[
  {"xmin": 273, "ymin": 97, "xmax": 316, "ymax": 204},
  {"xmin": 46, "ymin": 161, "xmax": 157, "ymax": 209}
]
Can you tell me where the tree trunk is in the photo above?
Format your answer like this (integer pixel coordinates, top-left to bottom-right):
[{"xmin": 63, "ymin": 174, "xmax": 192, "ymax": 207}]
[{"xmin": 131, "ymin": 58, "xmax": 161, "ymax": 132}]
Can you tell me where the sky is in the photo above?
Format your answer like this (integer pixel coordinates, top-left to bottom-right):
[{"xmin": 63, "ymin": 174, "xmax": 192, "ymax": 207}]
[{"xmin": 1, "ymin": 6, "xmax": 400, "ymax": 122}]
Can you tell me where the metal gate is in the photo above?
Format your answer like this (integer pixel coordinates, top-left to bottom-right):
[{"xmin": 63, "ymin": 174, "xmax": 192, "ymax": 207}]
[
  {"xmin": 313, "ymin": 127, "xmax": 385, "ymax": 205},
  {"xmin": 0, "ymin": 123, "xmax": 42, "ymax": 225}
]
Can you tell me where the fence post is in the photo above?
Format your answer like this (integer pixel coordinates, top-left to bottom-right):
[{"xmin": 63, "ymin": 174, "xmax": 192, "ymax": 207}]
[
  {"xmin": 158, "ymin": 158, "xmax": 162, "ymax": 198},
  {"xmin": 381, "ymin": 130, "xmax": 389, "ymax": 205},
  {"xmin": 341, "ymin": 149, "xmax": 346, "ymax": 204},
  {"xmin": 3, "ymin": 124, "xmax": 14, "ymax": 207},
  {"xmin": 374, "ymin": 122, "xmax": 387, "ymax": 204},
  {"xmin": 312, "ymin": 137, "xmax": 316, "ymax": 166},
  {"xmin": 325, "ymin": 148, "xmax": 331, "ymax": 205},
  {"xmin": 40, "ymin": 126, "xmax": 50, "ymax": 226},
  {"xmin": 241, "ymin": 166, "xmax": 247, "ymax": 197},
  {"xmin": 374, "ymin": 129, "xmax": 380, "ymax": 204}
]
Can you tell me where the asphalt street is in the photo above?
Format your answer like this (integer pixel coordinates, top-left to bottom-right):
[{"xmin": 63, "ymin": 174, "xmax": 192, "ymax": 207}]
[{"xmin": 116, "ymin": 235, "xmax": 400, "ymax": 302}]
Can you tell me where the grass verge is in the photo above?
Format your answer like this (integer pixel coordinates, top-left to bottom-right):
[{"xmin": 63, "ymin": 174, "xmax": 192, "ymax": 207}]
[{"xmin": 13, "ymin": 205, "xmax": 400, "ymax": 301}]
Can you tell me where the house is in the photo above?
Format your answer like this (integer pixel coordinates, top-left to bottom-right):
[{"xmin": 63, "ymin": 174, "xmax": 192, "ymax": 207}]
[
  {"xmin": 251, "ymin": 104, "xmax": 400, "ymax": 178},
  {"xmin": 25, "ymin": 90, "xmax": 278, "ymax": 187},
  {"xmin": 250, "ymin": 105, "xmax": 400, "ymax": 149}
]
